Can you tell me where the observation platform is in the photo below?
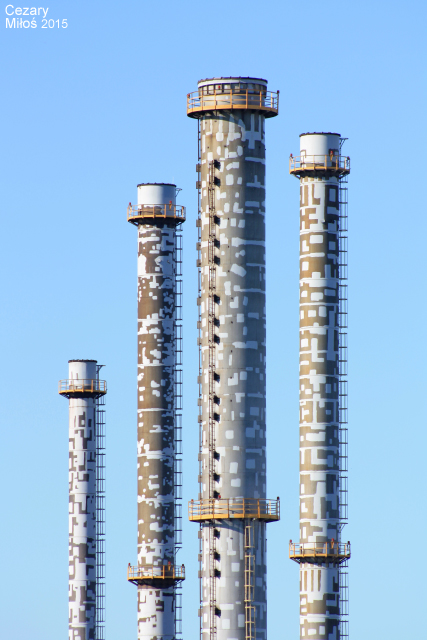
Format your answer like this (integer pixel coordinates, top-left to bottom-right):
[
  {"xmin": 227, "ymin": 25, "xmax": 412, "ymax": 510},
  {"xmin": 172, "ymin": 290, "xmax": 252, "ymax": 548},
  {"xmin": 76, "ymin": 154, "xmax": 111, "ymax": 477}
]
[
  {"xmin": 127, "ymin": 204, "xmax": 186, "ymax": 225},
  {"xmin": 58, "ymin": 379, "xmax": 107, "ymax": 398},
  {"xmin": 127, "ymin": 564, "xmax": 185, "ymax": 587},
  {"xmin": 188, "ymin": 498, "xmax": 280, "ymax": 522},
  {"xmin": 289, "ymin": 154, "xmax": 350, "ymax": 178},
  {"xmin": 289, "ymin": 541, "xmax": 351, "ymax": 565},
  {"xmin": 187, "ymin": 89, "xmax": 279, "ymax": 118}
]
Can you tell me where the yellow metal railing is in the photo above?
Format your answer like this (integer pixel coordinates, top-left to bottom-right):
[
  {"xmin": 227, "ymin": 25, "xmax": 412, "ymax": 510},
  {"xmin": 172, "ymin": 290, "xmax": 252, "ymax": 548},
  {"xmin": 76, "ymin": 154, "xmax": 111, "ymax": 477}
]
[
  {"xmin": 127, "ymin": 564, "xmax": 185, "ymax": 582},
  {"xmin": 58, "ymin": 379, "xmax": 107, "ymax": 394},
  {"xmin": 188, "ymin": 498, "xmax": 280, "ymax": 522},
  {"xmin": 289, "ymin": 154, "xmax": 350, "ymax": 175},
  {"xmin": 127, "ymin": 203, "xmax": 186, "ymax": 223},
  {"xmin": 187, "ymin": 90, "xmax": 279, "ymax": 116},
  {"xmin": 289, "ymin": 541, "xmax": 351, "ymax": 561}
]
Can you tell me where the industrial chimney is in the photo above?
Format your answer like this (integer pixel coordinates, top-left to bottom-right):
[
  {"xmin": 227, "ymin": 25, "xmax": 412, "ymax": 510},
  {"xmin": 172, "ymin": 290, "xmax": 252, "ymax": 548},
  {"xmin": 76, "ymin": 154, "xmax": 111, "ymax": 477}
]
[
  {"xmin": 289, "ymin": 134, "xmax": 351, "ymax": 640},
  {"xmin": 187, "ymin": 77, "xmax": 280, "ymax": 640},
  {"xmin": 59, "ymin": 359, "xmax": 107, "ymax": 640},
  {"xmin": 126, "ymin": 184, "xmax": 186, "ymax": 640}
]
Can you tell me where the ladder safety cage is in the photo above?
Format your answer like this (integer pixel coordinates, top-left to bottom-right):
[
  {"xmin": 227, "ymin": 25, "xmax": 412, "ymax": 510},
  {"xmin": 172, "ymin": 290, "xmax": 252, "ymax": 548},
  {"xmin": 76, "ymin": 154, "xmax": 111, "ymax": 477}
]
[
  {"xmin": 339, "ymin": 562, "xmax": 349, "ymax": 638},
  {"xmin": 197, "ymin": 119, "xmax": 203, "ymax": 640},
  {"xmin": 195, "ymin": 124, "xmax": 221, "ymax": 640},
  {"xmin": 207, "ymin": 158, "xmax": 219, "ymax": 640},
  {"xmin": 207, "ymin": 159, "xmax": 218, "ymax": 503},
  {"xmin": 338, "ymin": 152, "xmax": 349, "ymax": 638},
  {"xmin": 175, "ymin": 587, "xmax": 183, "ymax": 637},
  {"xmin": 197, "ymin": 119, "xmax": 203, "ymax": 502},
  {"xmin": 174, "ymin": 222, "xmax": 184, "ymax": 639},
  {"xmin": 95, "ymin": 365, "xmax": 106, "ymax": 640},
  {"xmin": 209, "ymin": 523, "xmax": 218, "ymax": 640},
  {"xmin": 244, "ymin": 523, "xmax": 256, "ymax": 640},
  {"xmin": 338, "ymin": 169, "xmax": 349, "ymax": 526}
]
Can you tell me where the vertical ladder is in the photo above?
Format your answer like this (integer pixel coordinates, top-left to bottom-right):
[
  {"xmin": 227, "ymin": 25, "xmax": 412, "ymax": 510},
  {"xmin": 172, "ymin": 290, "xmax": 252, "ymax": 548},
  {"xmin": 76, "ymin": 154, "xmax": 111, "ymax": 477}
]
[
  {"xmin": 207, "ymin": 160, "xmax": 218, "ymax": 640},
  {"xmin": 244, "ymin": 523, "xmax": 256, "ymax": 640},
  {"xmin": 95, "ymin": 365, "xmax": 106, "ymax": 640},
  {"xmin": 196, "ymin": 119, "xmax": 203, "ymax": 640},
  {"xmin": 196, "ymin": 119, "xmax": 203, "ymax": 501},
  {"xmin": 207, "ymin": 160, "xmax": 217, "ymax": 501},
  {"xmin": 338, "ymin": 168, "xmax": 349, "ymax": 639},
  {"xmin": 338, "ymin": 171, "xmax": 348, "ymax": 528},
  {"xmin": 209, "ymin": 524, "xmax": 218, "ymax": 640},
  {"xmin": 339, "ymin": 565, "xmax": 349, "ymax": 638},
  {"xmin": 175, "ymin": 587, "xmax": 183, "ymax": 638},
  {"xmin": 174, "ymin": 222, "xmax": 184, "ymax": 639}
]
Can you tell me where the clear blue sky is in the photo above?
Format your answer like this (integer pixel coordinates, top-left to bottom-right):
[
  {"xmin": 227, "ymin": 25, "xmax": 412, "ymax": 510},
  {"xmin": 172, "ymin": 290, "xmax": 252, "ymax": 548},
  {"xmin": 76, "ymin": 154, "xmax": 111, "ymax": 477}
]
[{"xmin": 1, "ymin": 1, "xmax": 426, "ymax": 638}]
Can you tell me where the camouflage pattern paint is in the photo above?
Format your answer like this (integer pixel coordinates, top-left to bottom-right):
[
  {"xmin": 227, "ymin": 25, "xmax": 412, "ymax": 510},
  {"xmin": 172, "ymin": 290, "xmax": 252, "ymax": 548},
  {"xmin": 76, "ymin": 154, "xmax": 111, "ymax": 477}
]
[
  {"xmin": 133, "ymin": 184, "xmax": 183, "ymax": 640},
  {"xmin": 66, "ymin": 359, "xmax": 98, "ymax": 640},
  {"xmin": 295, "ymin": 133, "xmax": 348, "ymax": 640},
  {"xmin": 189, "ymin": 77, "xmax": 278, "ymax": 640}
]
